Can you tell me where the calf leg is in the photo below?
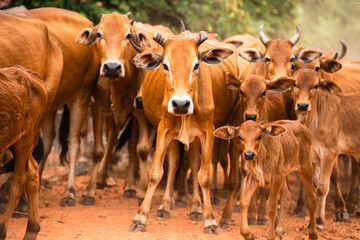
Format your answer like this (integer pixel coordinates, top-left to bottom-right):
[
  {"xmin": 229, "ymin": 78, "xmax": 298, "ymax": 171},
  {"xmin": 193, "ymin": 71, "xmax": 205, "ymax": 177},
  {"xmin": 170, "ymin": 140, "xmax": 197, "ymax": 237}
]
[
  {"xmin": 156, "ymin": 140, "xmax": 179, "ymax": 219},
  {"xmin": 331, "ymin": 159, "xmax": 349, "ymax": 222},
  {"xmin": 347, "ymin": 156, "xmax": 360, "ymax": 214},
  {"xmin": 293, "ymin": 181, "xmax": 306, "ymax": 217},
  {"xmin": 275, "ymin": 178, "xmax": 291, "ymax": 238},
  {"xmin": 175, "ymin": 153, "xmax": 189, "ymax": 208},
  {"xmin": 189, "ymin": 139, "xmax": 203, "ymax": 222},
  {"xmin": 257, "ymin": 187, "xmax": 268, "ymax": 225},
  {"xmin": 265, "ymin": 176, "xmax": 283, "ymax": 240}
]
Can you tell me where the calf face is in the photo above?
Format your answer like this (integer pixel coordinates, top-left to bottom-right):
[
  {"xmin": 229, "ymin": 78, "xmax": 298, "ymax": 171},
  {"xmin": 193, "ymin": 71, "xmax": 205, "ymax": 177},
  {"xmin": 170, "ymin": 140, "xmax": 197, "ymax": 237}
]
[
  {"xmin": 133, "ymin": 31, "xmax": 233, "ymax": 116},
  {"xmin": 214, "ymin": 121, "xmax": 285, "ymax": 161},
  {"xmin": 293, "ymin": 69, "xmax": 342, "ymax": 123}
]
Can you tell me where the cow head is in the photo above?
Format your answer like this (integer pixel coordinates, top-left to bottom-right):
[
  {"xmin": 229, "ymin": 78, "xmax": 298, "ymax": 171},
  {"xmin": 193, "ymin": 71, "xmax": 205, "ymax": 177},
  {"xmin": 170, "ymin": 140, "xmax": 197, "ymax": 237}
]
[
  {"xmin": 133, "ymin": 31, "xmax": 233, "ymax": 116},
  {"xmin": 214, "ymin": 120, "xmax": 286, "ymax": 161},
  {"xmin": 75, "ymin": 12, "xmax": 137, "ymax": 80},
  {"xmin": 225, "ymin": 72, "xmax": 295, "ymax": 121},
  {"xmin": 292, "ymin": 68, "xmax": 342, "ymax": 123},
  {"xmin": 238, "ymin": 25, "xmax": 322, "ymax": 81}
]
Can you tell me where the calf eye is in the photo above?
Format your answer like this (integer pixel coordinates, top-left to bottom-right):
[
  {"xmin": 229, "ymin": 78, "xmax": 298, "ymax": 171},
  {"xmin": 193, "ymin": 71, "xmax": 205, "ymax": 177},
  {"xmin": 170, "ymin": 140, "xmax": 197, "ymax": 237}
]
[
  {"xmin": 262, "ymin": 91, "xmax": 266, "ymax": 96},
  {"xmin": 290, "ymin": 57, "xmax": 296, "ymax": 63},
  {"xmin": 97, "ymin": 32, "xmax": 102, "ymax": 39},
  {"xmin": 264, "ymin": 57, "xmax": 270, "ymax": 63},
  {"xmin": 291, "ymin": 65, "xmax": 295, "ymax": 71},
  {"xmin": 257, "ymin": 135, "xmax": 262, "ymax": 140},
  {"xmin": 293, "ymin": 83, "xmax": 297, "ymax": 87},
  {"xmin": 126, "ymin": 33, "xmax": 131, "ymax": 39},
  {"xmin": 314, "ymin": 84, "xmax": 319, "ymax": 89},
  {"xmin": 239, "ymin": 90, "xmax": 244, "ymax": 95},
  {"xmin": 315, "ymin": 66, "xmax": 320, "ymax": 72},
  {"xmin": 238, "ymin": 136, "xmax": 242, "ymax": 141},
  {"xmin": 193, "ymin": 63, "xmax": 199, "ymax": 71},
  {"xmin": 163, "ymin": 63, "xmax": 169, "ymax": 71}
]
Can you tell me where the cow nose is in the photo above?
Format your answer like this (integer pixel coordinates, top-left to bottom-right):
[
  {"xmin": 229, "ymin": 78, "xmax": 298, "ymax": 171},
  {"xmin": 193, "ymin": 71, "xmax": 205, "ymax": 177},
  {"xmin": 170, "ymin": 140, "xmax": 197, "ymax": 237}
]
[
  {"xmin": 135, "ymin": 96, "xmax": 143, "ymax": 110},
  {"xmin": 297, "ymin": 103, "xmax": 309, "ymax": 111},
  {"xmin": 245, "ymin": 114, "xmax": 257, "ymax": 121},
  {"xmin": 103, "ymin": 63, "xmax": 122, "ymax": 79},
  {"xmin": 243, "ymin": 152, "xmax": 255, "ymax": 160},
  {"xmin": 172, "ymin": 99, "xmax": 191, "ymax": 114}
]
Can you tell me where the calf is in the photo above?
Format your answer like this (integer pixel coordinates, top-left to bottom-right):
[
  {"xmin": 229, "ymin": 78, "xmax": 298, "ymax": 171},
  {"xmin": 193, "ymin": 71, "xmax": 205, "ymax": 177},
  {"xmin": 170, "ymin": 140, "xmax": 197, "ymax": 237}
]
[
  {"xmin": 0, "ymin": 66, "xmax": 47, "ymax": 240},
  {"xmin": 292, "ymin": 68, "xmax": 360, "ymax": 230},
  {"xmin": 214, "ymin": 120, "xmax": 318, "ymax": 240}
]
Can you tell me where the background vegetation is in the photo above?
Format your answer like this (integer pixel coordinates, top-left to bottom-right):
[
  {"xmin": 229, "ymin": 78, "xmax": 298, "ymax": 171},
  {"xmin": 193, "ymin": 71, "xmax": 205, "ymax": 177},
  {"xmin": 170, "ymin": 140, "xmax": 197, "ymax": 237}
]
[{"xmin": 6, "ymin": 0, "xmax": 360, "ymax": 60}]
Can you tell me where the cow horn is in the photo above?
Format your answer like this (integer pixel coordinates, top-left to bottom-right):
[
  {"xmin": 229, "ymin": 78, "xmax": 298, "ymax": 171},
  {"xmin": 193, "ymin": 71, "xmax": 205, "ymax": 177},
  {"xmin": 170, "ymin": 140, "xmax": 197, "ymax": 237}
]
[
  {"xmin": 259, "ymin": 25, "xmax": 269, "ymax": 45},
  {"xmin": 153, "ymin": 32, "xmax": 167, "ymax": 46},
  {"xmin": 290, "ymin": 25, "xmax": 301, "ymax": 46},
  {"xmin": 125, "ymin": 12, "xmax": 131, "ymax": 19},
  {"xmin": 180, "ymin": 20, "xmax": 186, "ymax": 32},
  {"xmin": 195, "ymin": 31, "xmax": 208, "ymax": 45},
  {"xmin": 339, "ymin": 40, "xmax": 347, "ymax": 59},
  {"xmin": 332, "ymin": 52, "xmax": 339, "ymax": 60}
]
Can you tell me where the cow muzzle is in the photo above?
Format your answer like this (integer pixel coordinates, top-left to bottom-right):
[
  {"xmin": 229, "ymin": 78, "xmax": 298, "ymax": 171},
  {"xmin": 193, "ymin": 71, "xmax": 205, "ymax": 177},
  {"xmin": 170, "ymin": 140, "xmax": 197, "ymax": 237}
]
[
  {"xmin": 296, "ymin": 103, "xmax": 309, "ymax": 111},
  {"xmin": 245, "ymin": 114, "xmax": 257, "ymax": 121},
  {"xmin": 101, "ymin": 61, "xmax": 124, "ymax": 80},
  {"xmin": 168, "ymin": 96, "xmax": 193, "ymax": 115},
  {"xmin": 243, "ymin": 151, "xmax": 255, "ymax": 161}
]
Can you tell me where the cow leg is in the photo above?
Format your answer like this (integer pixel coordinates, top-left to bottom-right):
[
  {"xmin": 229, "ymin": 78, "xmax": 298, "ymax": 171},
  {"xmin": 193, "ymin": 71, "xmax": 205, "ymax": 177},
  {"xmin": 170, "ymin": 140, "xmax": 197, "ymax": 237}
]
[
  {"xmin": 60, "ymin": 96, "xmax": 90, "ymax": 207},
  {"xmin": 210, "ymin": 138, "xmax": 220, "ymax": 205},
  {"xmin": 347, "ymin": 156, "xmax": 360, "ymax": 214},
  {"xmin": 293, "ymin": 181, "xmax": 306, "ymax": 217},
  {"xmin": 240, "ymin": 175, "xmax": 259, "ymax": 240},
  {"xmin": 257, "ymin": 187, "xmax": 268, "ymax": 225},
  {"xmin": 175, "ymin": 151, "xmax": 189, "ymax": 208},
  {"xmin": 76, "ymin": 115, "xmax": 90, "ymax": 176},
  {"xmin": 234, "ymin": 158, "xmax": 248, "ymax": 213},
  {"xmin": 219, "ymin": 140, "xmax": 239, "ymax": 229},
  {"xmin": 265, "ymin": 176, "xmax": 283, "ymax": 240},
  {"xmin": 156, "ymin": 140, "xmax": 179, "ymax": 219},
  {"xmin": 247, "ymin": 188, "xmax": 258, "ymax": 225},
  {"xmin": 198, "ymin": 128, "xmax": 220, "ymax": 235},
  {"xmin": 297, "ymin": 168, "xmax": 318, "ymax": 240},
  {"xmin": 189, "ymin": 139, "xmax": 203, "ymax": 222},
  {"xmin": 23, "ymin": 155, "xmax": 40, "ymax": 240},
  {"xmin": 275, "ymin": 178, "xmax": 291, "ymax": 238},
  {"xmin": 331, "ymin": 159, "xmax": 349, "ymax": 222},
  {"xmin": 129, "ymin": 122, "xmax": 172, "ymax": 232},
  {"xmin": 219, "ymin": 142, "xmax": 229, "ymax": 199}
]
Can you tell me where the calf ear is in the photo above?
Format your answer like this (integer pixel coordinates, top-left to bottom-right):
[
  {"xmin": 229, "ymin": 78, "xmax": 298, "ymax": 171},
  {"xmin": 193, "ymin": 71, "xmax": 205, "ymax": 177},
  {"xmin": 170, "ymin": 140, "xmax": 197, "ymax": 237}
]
[
  {"xmin": 320, "ymin": 59, "xmax": 342, "ymax": 73},
  {"xmin": 261, "ymin": 123, "xmax": 286, "ymax": 136},
  {"xmin": 225, "ymin": 72, "xmax": 241, "ymax": 89},
  {"xmin": 296, "ymin": 49, "xmax": 322, "ymax": 63},
  {"xmin": 200, "ymin": 48, "xmax": 234, "ymax": 65},
  {"xmin": 75, "ymin": 27, "xmax": 98, "ymax": 45},
  {"xmin": 266, "ymin": 77, "xmax": 295, "ymax": 91},
  {"xmin": 133, "ymin": 51, "xmax": 163, "ymax": 70},
  {"xmin": 213, "ymin": 126, "xmax": 238, "ymax": 140},
  {"xmin": 238, "ymin": 48, "xmax": 264, "ymax": 62},
  {"xmin": 319, "ymin": 79, "xmax": 342, "ymax": 93}
]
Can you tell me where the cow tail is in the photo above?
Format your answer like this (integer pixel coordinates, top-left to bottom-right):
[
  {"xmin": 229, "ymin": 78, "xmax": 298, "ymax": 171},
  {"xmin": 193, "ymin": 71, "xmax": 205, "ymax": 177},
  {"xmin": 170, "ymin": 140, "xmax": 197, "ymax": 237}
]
[
  {"xmin": 115, "ymin": 118, "xmax": 133, "ymax": 151},
  {"xmin": 59, "ymin": 104, "xmax": 70, "ymax": 165},
  {"xmin": 32, "ymin": 134, "xmax": 44, "ymax": 164}
]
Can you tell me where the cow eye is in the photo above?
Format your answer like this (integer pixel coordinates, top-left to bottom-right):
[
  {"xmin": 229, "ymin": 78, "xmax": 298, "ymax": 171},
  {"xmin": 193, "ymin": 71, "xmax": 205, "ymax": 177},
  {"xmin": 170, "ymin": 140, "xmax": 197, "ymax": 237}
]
[
  {"xmin": 315, "ymin": 66, "xmax": 320, "ymax": 72},
  {"xmin": 293, "ymin": 83, "xmax": 297, "ymax": 87},
  {"xmin": 238, "ymin": 136, "xmax": 242, "ymax": 141},
  {"xmin": 193, "ymin": 63, "xmax": 199, "ymax": 71},
  {"xmin": 97, "ymin": 32, "xmax": 102, "ymax": 39},
  {"xmin": 262, "ymin": 91, "xmax": 266, "ymax": 96},
  {"xmin": 291, "ymin": 65, "xmax": 295, "ymax": 71},
  {"xmin": 163, "ymin": 63, "xmax": 169, "ymax": 71},
  {"xmin": 258, "ymin": 135, "xmax": 262, "ymax": 140},
  {"xmin": 290, "ymin": 57, "xmax": 296, "ymax": 63},
  {"xmin": 239, "ymin": 90, "xmax": 244, "ymax": 95},
  {"xmin": 314, "ymin": 84, "xmax": 319, "ymax": 89},
  {"xmin": 264, "ymin": 57, "xmax": 270, "ymax": 63},
  {"xmin": 126, "ymin": 33, "xmax": 131, "ymax": 39}
]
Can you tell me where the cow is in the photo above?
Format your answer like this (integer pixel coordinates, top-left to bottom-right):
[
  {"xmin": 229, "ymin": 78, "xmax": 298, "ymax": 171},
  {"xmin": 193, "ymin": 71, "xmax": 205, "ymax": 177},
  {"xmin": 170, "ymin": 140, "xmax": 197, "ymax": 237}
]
[
  {"xmin": 214, "ymin": 120, "xmax": 318, "ymax": 240},
  {"xmin": 217, "ymin": 72, "xmax": 295, "ymax": 228},
  {"xmin": 128, "ymin": 31, "xmax": 239, "ymax": 234},
  {"xmin": 290, "ymin": 68, "xmax": 360, "ymax": 231},
  {"xmin": 0, "ymin": 65, "xmax": 48, "ymax": 240}
]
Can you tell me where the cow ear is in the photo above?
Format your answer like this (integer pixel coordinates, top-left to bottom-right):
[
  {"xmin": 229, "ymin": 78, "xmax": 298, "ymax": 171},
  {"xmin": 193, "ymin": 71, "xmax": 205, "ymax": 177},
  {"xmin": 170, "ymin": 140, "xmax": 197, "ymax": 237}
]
[
  {"xmin": 266, "ymin": 77, "xmax": 295, "ymax": 91},
  {"xmin": 133, "ymin": 51, "xmax": 163, "ymax": 70},
  {"xmin": 227, "ymin": 40, "xmax": 243, "ymax": 48},
  {"xmin": 75, "ymin": 27, "xmax": 98, "ymax": 45},
  {"xmin": 130, "ymin": 30, "xmax": 152, "ymax": 52},
  {"xmin": 200, "ymin": 47, "xmax": 233, "ymax": 65},
  {"xmin": 225, "ymin": 72, "xmax": 241, "ymax": 89},
  {"xmin": 261, "ymin": 123, "xmax": 286, "ymax": 136},
  {"xmin": 213, "ymin": 126, "xmax": 238, "ymax": 140},
  {"xmin": 296, "ymin": 49, "xmax": 322, "ymax": 63},
  {"xmin": 320, "ymin": 59, "xmax": 342, "ymax": 73},
  {"xmin": 238, "ymin": 48, "xmax": 264, "ymax": 62},
  {"xmin": 319, "ymin": 79, "xmax": 342, "ymax": 93}
]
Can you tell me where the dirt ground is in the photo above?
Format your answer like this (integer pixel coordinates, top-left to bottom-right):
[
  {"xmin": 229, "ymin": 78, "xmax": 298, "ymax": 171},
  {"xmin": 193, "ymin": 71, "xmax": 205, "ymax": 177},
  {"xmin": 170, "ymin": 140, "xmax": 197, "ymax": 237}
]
[{"xmin": 1, "ymin": 150, "xmax": 360, "ymax": 240}]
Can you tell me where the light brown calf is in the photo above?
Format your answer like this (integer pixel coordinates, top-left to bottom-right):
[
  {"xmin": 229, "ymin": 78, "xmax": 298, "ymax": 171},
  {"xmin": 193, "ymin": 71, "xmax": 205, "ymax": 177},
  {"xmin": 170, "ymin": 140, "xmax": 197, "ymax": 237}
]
[
  {"xmin": 214, "ymin": 120, "xmax": 318, "ymax": 240},
  {"xmin": 0, "ymin": 66, "xmax": 47, "ymax": 240}
]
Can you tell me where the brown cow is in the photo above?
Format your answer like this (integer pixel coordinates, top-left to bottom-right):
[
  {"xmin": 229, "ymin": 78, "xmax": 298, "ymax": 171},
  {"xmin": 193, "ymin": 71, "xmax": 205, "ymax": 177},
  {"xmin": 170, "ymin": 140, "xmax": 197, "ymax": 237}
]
[
  {"xmin": 214, "ymin": 120, "xmax": 318, "ymax": 240},
  {"xmin": 129, "ymin": 31, "xmax": 239, "ymax": 234},
  {"xmin": 0, "ymin": 65, "xmax": 47, "ymax": 240},
  {"xmin": 291, "ymin": 68, "xmax": 360, "ymax": 230}
]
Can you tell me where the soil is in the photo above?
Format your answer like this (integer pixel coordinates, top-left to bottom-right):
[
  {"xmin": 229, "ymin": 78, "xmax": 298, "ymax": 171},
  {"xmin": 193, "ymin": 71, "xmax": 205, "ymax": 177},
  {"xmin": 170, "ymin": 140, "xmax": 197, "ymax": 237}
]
[{"xmin": 1, "ymin": 151, "xmax": 360, "ymax": 240}]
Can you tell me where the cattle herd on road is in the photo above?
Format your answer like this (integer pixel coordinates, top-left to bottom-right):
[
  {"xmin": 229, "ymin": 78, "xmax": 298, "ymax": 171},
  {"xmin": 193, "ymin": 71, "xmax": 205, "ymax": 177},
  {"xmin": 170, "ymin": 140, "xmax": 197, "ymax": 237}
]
[{"xmin": 0, "ymin": 6, "xmax": 359, "ymax": 240}]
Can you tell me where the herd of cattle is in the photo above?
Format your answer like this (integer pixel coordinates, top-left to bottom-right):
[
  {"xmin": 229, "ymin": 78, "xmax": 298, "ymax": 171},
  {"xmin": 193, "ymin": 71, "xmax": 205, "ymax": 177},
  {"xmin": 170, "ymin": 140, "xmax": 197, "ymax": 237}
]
[{"xmin": 0, "ymin": 6, "xmax": 359, "ymax": 240}]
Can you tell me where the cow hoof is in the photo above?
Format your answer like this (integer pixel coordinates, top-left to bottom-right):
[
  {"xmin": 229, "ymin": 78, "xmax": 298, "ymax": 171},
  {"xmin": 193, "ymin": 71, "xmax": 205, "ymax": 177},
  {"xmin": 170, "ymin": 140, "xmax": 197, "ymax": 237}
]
[
  {"xmin": 175, "ymin": 200, "xmax": 187, "ymax": 208},
  {"xmin": 233, "ymin": 205, "xmax": 240, "ymax": 213},
  {"xmin": 189, "ymin": 211, "xmax": 203, "ymax": 221},
  {"xmin": 78, "ymin": 195, "xmax": 95, "ymax": 206},
  {"xmin": 156, "ymin": 209, "xmax": 170, "ymax": 219},
  {"xmin": 242, "ymin": 232, "xmax": 255, "ymax": 240},
  {"xmin": 96, "ymin": 182, "xmax": 107, "ymax": 190},
  {"xmin": 336, "ymin": 210, "xmax": 350, "ymax": 222},
  {"xmin": 204, "ymin": 225, "xmax": 221, "ymax": 235},
  {"xmin": 210, "ymin": 197, "xmax": 220, "ymax": 205},
  {"xmin": 123, "ymin": 189, "xmax": 136, "ymax": 199},
  {"xmin": 137, "ymin": 198, "xmax": 144, "ymax": 206},
  {"xmin": 316, "ymin": 225, "xmax": 323, "ymax": 232},
  {"xmin": 257, "ymin": 219, "xmax": 266, "ymax": 226},
  {"xmin": 60, "ymin": 196, "xmax": 75, "ymax": 207},
  {"xmin": 75, "ymin": 161, "xmax": 88, "ymax": 176},
  {"xmin": 128, "ymin": 220, "xmax": 146, "ymax": 233},
  {"xmin": 248, "ymin": 218, "xmax": 257, "ymax": 225},
  {"xmin": 219, "ymin": 221, "xmax": 229, "ymax": 229},
  {"xmin": 347, "ymin": 202, "xmax": 355, "ymax": 214}
]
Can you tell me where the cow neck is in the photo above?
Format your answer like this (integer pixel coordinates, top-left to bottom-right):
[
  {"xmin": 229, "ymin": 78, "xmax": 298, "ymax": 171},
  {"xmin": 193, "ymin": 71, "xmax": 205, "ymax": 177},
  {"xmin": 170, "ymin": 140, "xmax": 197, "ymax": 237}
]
[{"xmin": 177, "ymin": 115, "xmax": 192, "ymax": 150}]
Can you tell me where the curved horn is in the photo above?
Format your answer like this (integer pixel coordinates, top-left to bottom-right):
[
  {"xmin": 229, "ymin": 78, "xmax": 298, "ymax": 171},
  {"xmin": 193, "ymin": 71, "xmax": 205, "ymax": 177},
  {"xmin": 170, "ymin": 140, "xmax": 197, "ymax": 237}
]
[
  {"xmin": 290, "ymin": 25, "xmax": 301, "ymax": 46},
  {"xmin": 259, "ymin": 25, "xmax": 269, "ymax": 45},
  {"xmin": 339, "ymin": 40, "xmax": 347, "ymax": 59},
  {"xmin": 180, "ymin": 20, "xmax": 186, "ymax": 32},
  {"xmin": 331, "ymin": 52, "xmax": 339, "ymax": 60},
  {"xmin": 195, "ymin": 31, "xmax": 208, "ymax": 45},
  {"xmin": 153, "ymin": 32, "xmax": 167, "ymax": 46}
]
